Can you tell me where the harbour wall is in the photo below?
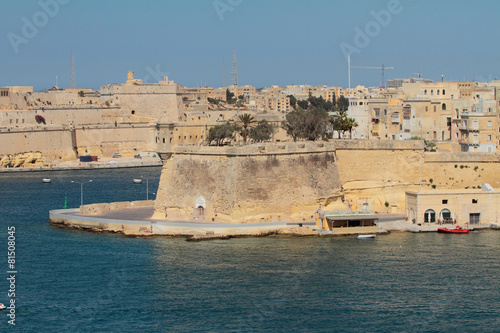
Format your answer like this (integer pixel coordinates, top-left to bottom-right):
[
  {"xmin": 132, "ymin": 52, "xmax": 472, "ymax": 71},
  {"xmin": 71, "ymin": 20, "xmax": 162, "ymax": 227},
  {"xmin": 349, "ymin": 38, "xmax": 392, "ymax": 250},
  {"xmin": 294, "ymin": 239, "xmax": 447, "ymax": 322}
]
[{"xmin": 153, "ymin": 140, "xmax": 500, "ymax": 223}]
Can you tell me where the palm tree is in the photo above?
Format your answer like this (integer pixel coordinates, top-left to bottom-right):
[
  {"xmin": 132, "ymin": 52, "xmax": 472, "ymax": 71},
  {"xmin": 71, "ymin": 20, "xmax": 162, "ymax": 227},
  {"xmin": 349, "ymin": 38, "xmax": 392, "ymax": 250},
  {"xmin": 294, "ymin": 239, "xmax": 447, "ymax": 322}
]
[
  {"xmin": 237, "ymin": 113, "xmax": 256, "ymax": 144},
  {"xmin": 345, "ymin": 118, "xmax": 359, "ymax": 139}
]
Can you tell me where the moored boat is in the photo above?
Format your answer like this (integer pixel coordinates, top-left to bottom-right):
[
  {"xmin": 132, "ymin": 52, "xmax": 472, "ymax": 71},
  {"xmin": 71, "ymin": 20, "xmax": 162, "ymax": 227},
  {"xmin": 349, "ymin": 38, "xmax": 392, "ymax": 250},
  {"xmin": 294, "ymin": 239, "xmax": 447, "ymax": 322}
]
[
  {"xmin": 358, "ymin": 234, "xmax": 376, "ymax": 239},
  {"xmin": 133, "ymin": 179, "xmax": 142, "ymax": 184},
  {"xmin": 0, "ymin": 303, "xmax": 6, "ymax": 310},
  {"xmin": 42, "ymin": 178, "xmax": 51, "ymax": 183},
  {"xmin": 438, "ymin": 225, "xmax": 471, "ymax": 234}
]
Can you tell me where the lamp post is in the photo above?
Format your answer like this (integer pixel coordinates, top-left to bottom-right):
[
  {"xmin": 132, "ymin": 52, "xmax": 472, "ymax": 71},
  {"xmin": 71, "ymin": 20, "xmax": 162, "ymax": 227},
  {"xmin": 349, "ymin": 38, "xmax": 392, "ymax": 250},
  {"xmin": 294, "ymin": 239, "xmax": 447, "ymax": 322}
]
[
  {"xmin": 71, "ymin": 180, "xmax": 92, "ymax": 211},
  {"xmin": 141, "ymin": 176, "xmax": 149, "ymax": 200}
]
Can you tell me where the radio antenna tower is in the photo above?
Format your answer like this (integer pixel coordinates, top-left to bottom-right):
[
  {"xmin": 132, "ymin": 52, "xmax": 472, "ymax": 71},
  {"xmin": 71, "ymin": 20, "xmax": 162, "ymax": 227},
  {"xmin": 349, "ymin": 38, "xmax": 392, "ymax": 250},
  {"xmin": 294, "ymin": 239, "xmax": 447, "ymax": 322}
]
[
  {"xmin": 69, "ymin": 50, "xmax": 76, "ymax": 89},
  {"xmin": 231, "ymin": 49, "xmax": 238, "ymax": 86},
  {"xmin": 222, "ymin": 58, "xmax": 226, "ymax": 87}
]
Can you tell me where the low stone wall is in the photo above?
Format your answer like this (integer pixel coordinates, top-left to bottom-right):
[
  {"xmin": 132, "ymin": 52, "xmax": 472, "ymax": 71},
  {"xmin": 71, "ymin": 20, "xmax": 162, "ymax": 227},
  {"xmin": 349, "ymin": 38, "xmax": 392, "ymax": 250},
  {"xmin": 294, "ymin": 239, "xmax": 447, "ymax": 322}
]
[
  {"xmin": 167, "ymin": 140, "xmax": 425, "ymax": 158},
  {"xmin": 82, "ymin": 200, "xmax": 154, "ymax": 215}
]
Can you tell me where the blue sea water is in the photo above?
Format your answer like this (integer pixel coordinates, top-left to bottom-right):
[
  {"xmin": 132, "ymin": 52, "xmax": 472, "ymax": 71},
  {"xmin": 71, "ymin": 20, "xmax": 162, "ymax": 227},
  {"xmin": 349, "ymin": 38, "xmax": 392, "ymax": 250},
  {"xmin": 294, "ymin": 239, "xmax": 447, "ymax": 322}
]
[{"xmin": 0, "ymin": 167, "xmax": 499, "ymax": 332}]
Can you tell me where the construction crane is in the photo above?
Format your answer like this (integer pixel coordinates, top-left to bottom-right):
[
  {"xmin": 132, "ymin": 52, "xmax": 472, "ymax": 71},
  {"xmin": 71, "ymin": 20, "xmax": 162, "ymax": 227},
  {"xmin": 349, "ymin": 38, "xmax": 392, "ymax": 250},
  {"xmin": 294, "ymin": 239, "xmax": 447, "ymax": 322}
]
[
  {"xmin": 413, "ymin": 72, "xmax": 422, "ymax": 78},
  {"xmin": 351, "ymin": 64, "xmax": 394, "ymax": 88}
]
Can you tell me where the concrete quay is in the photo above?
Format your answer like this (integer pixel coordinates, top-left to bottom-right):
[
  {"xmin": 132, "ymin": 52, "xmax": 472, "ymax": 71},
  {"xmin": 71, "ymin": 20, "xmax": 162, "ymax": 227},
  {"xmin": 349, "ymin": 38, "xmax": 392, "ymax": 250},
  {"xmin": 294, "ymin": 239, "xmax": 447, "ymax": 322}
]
[
  {"xmin": 0, "ymin": 156, "xmax": 162, "ymax": 173},
  {"xmin": 48, "ymin": 202, "xmax": 499, "ymax": 240},
  {"xmin": 49, "ymin": 205, "xmax": 386, "ymax": 239}
]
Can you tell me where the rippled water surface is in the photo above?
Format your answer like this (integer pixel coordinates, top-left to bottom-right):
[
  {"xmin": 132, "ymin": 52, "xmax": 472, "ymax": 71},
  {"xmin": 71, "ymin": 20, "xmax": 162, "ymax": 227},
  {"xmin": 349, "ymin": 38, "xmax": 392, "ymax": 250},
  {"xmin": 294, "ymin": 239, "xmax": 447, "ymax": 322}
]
[{"xmin": 0, "ymin": 168, "xmax": 499, "ymax": 332}]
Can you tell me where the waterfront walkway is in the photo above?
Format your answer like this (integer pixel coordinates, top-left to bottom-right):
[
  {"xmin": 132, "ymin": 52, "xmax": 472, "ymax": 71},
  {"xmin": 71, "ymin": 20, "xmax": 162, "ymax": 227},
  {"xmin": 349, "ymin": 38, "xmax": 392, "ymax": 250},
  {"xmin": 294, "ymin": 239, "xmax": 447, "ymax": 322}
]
[
  {"xmin": 49, "ymin": 206, "xmax": 496, "ymax": 239},
  {"xmin": 0, "ymin": 156, "xmax": 162, "ymax": 173}
]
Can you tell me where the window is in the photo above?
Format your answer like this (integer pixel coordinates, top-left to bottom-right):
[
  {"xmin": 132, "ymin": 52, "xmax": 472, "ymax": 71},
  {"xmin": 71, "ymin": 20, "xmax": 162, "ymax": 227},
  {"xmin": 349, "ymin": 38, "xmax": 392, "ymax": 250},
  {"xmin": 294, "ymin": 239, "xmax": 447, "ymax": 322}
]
[
  {"xmin": 488, "ymin": 135, "xmax": 492, "ymax": 141},
  {"xmin": 470, "ymin": 213, "xmax": 480, "ymax": 225},
  {"xmin": 442, "ymin": 199, "xmax": 448, "ymax": 204},
  {"xmin": 472, "ymin": 199, "xmax": 478, "ymax": 204},
  {"xmin": 437, "ymin": 90, "xmax": 440, "ymax": 95},
  {"xmin": 442, "ymin": 103, "xmax": 447, "ymax": 110},
  {"xmin": 431, "ymin": 90, "xmax": 434, "ymax": 95},
  {"xmin": 488, "ymin": 121, "xmax": 492, "ymax": 127},
  {"xmin": 424, "ymin": 209, "xmax": 436, "ymax": 223},
  {"xmin": 425, "ymin": 106, "xmax": 428, "ymax": 112},
  {"xmin": 434, "ymin": 106, "xmax": 437, "ymax": 112},
  {"xmin": 442, "ymin": 89, "xmax": 445, "ymax": 95}
]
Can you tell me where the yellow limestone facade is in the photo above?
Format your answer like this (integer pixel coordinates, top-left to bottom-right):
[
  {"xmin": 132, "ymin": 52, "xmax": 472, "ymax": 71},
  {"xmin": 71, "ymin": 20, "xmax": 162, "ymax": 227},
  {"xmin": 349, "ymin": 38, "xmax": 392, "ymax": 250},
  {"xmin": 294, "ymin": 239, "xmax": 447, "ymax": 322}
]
[{"xmin": 153, "ymin": 140, "xmax": 500, "ymax": 223}]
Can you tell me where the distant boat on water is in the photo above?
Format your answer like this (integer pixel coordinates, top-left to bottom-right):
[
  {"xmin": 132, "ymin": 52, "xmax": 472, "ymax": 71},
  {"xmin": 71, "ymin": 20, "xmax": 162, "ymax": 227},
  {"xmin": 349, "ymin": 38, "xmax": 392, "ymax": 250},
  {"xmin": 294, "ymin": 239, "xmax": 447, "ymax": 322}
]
[
  {"xmin": 0, "ymin": 303, "xmax": 6, "ymax": 310},
  {"xmin": 358, "ymin": 234, "xmax": 376, "ymax": 239},
  {"xmin": 43, "ymin": 178, "xmax": 51, "ymax": 183},
  {"xmin": 133, "ymin": 179, "xmax": 142, "ymax": 184}
]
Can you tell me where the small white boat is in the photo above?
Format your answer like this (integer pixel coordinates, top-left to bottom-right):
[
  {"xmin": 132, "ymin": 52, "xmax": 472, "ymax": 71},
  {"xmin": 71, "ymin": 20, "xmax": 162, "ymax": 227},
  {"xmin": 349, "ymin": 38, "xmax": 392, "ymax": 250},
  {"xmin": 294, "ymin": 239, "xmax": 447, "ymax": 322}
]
[
  {"xmin": 0, "ymin": 303, "xmax": 6, "ymax": 310},
  {"xmin": 42, "ymin": 178, "xmax": 51, "ymax": 183},
  {"xmin": 357, "ymin": 234, "xmax": 376, "ymax": 239},
  {"xmin": 133, "ymin": 179, "xmax": 142, "ymax": 184}
]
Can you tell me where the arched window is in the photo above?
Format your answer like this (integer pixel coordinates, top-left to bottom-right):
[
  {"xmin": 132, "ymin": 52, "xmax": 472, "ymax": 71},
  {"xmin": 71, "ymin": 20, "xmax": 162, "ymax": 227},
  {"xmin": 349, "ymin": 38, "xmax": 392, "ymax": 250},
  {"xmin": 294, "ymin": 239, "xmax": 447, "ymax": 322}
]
[
  {"xmin": 431, "ymin": 90, "xmax": 434, "ymax": 95},
  {"xmin": 440, "ymin": 209, "xmax": 451, "ymax": 222},
  {"xmin": 424, "ymin": 209, "xmax": 436, "ymax": 223},
  {"xmin": 442, "ymin": 103, "xmax": 447, "ymax": 110},
  {"xmin": 424, "ymin": 89, "xmax": 427, "ymax": 95},
  {"xmin": 437, "ymin": 90, "xmax": 440, "ymax": 95},
  {"xmin": 442, "ymin": 89, "xmax": 445, "ymax": 95}
]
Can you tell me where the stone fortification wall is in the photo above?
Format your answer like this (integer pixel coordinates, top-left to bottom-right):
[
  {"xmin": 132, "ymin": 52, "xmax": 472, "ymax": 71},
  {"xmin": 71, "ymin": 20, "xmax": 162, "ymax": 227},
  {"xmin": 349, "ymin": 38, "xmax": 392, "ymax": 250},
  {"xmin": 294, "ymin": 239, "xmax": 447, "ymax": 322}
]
[
  {"xmin": 154, "ymin": 140, "xmax": 500, "ymax": 222},
  {"xmin": 0, "ymin": 107, "xmax": 113, "ymax": 128},
  {"xmin": 421, "ymin": 152, "xmax": 500, "ymax": 189},
  {"xmin": 0, "ymin": 127, "xmax": 75, "ymax": 160},
  {"xmin": 9, "ymin": 91, "xmax": 99, "ymax": 109},
  {"xmin": 0, "ymin": 123, "xmax": 156, "ymax": 163},
  {"xmin": 155, "ymin": 142, "xmax": 343, "ymax": 223},
  {"xmin": 101, "ymin": 84, "xmax": 183, "ymax": 121}
]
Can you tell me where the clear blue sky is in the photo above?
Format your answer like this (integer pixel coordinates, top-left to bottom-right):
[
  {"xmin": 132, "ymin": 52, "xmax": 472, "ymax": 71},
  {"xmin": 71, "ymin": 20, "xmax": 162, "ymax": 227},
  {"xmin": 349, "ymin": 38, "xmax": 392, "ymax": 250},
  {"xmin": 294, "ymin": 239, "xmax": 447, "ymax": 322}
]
[{"xmin": 1, "ymin": 0, "xmax": 499, "ymax": 91}]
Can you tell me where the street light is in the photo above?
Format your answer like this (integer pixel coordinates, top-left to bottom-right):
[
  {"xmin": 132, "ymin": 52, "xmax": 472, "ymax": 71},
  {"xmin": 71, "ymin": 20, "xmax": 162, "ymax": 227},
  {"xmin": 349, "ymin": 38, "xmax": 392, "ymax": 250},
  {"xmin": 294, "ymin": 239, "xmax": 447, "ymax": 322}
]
[
  {"xmin": 140, "ymin": 176, "xmax": 149, "ymax": 200},
  {"xmin": 71, "ymin": 180, "xmax": 92, "ymax": 211}
]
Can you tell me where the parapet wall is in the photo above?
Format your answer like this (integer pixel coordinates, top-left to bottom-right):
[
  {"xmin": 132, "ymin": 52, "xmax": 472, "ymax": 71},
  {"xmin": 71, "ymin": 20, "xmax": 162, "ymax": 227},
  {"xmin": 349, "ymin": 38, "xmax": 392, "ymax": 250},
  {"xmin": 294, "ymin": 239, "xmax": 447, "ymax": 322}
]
[{"xmin": 82, "ymin": 200, "xmax": 154, "ymax": 215}]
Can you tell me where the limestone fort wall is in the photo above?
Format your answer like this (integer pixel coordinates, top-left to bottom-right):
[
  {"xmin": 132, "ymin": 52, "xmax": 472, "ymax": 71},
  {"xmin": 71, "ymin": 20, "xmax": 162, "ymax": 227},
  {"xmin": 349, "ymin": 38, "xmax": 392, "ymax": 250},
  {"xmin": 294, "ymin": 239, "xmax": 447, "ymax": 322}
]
[{"xmin": 153, "ymin": 140, "xmax": 500, "ymax": 223}]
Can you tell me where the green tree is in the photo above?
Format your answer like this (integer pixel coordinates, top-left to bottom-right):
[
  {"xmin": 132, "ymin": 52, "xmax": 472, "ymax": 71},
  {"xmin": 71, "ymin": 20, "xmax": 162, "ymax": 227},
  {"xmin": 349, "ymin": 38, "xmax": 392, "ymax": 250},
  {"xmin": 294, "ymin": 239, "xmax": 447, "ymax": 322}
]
[
  {"xmin": 288, "ymin": 95, "xmax": 297, "ymax": 109},
  {"xmin": 297, "ymin": 100, "xmax": 309, "ymax": 109},
  {"xmin": 250, "ymin": 120, "xmax": 275, "ymax": 143},
  {"xmin": 303, "ymin": 108, "xmax": 330, "ymax": 140},
  {"xmin": 207, "ymin": 123, "xmax": 235, "ymax": 146},
  {"xmin": 282, "ymin": 108, "xmax": 306, "ymax": 142},
  {"xmin": 345, "ymin": 117, "xmax": 359, "ymax": 139},
  {"xmin": 337, "ymin": 95, "xmax": 349, "ymax": 111},
  {"xmin": 282, "ymin": 107, "xmax": 329, "ymax": 141},
  {"xmin": 226, "ymin": 89, "xmax": 236, "ymax": 104},
  {"xmin": 208, "ymin": 97, "xmax": 221, "ymax": 105},
  {"xmin": 236, "ymin": 113, "xmax": 256, "ymax": 144},
  {"xmin": 330, "ymin": 110, "xmax": 347, "ymax": 138},
  {"xmin": 308, "ymin": 96, "xmax": 334, "ymax": 111}
]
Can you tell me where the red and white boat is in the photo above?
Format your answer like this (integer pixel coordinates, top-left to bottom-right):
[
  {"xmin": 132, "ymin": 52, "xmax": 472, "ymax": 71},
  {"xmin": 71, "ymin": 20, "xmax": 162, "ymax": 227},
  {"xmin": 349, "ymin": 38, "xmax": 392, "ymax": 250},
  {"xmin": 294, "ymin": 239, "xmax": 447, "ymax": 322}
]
[
  {"xmin": 438, "ymin": 225, "xmax": 471, "ymax": 234},
  {"xmin": 0, "ymin": 303, "xmax": 6, "ymax": 310}
]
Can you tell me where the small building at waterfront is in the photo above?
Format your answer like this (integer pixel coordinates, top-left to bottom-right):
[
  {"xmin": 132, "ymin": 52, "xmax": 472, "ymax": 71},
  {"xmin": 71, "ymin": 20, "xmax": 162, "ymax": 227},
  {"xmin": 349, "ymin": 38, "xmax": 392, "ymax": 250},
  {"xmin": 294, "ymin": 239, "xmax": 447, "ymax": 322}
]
[
  {"xmin": 317, "ymin": 209, "xmax": 378, "ymax": 230},
  {"xmin": 405, "ymin": 184, "xmax": 499, "ymax": 226}
]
